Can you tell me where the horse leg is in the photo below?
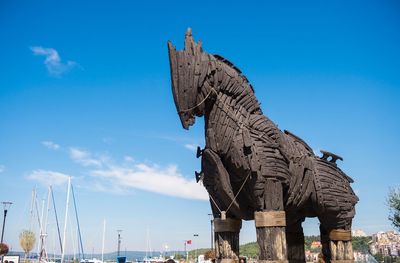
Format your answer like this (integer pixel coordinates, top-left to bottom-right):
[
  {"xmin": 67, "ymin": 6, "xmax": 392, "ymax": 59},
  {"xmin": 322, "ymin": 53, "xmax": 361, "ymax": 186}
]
[
  {"xmin": 200, "ymin": 147, "xmax": 243, "ymax": 263},
  {"xmin": 255, "ymin": 179, "xmax": 288, "ymax": 263},
  {"xmin": 319, "ymin": 216, "xmax": 354, "ymax": 263},
  {"xmin": 319, "ymin": 223, "xmax": 331, "ymax": 262},
  {"xmin": 286, "ymin": 218, "xmax": 305, "ymax": 263},
  {"xmin": 214, "ymin": 217, "xmax": 242, "ymax": 263}
]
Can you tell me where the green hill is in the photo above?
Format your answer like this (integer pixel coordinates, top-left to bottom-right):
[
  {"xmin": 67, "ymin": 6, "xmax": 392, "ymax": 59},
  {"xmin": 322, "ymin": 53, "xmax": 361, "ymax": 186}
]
[{"xmin": 189, "ymin": 236, "xmax": 371, "ymax": 258}]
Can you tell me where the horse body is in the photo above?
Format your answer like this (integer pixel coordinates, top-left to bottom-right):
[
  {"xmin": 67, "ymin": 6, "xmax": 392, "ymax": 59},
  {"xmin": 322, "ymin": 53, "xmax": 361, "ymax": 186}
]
[{"xmin": 168, "ymin": 29, "xmax": 358, "ymax": 263}]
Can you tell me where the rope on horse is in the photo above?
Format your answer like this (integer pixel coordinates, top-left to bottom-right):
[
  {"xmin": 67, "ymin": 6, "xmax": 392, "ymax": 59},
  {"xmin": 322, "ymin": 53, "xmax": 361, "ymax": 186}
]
[
  {"xmin": 208, "ymin": 171, "xmax": 252, "ymax": 219},
  {"xmin": 178, "ymin": 87, "xmax": 217, "ymax": 113}
]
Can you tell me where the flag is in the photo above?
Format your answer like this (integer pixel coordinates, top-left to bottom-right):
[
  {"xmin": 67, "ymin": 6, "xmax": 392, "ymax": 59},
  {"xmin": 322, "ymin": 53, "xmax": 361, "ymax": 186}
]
[{"xmin": 186, "ymin": 240, "xmax": 192, "ymax": 244}]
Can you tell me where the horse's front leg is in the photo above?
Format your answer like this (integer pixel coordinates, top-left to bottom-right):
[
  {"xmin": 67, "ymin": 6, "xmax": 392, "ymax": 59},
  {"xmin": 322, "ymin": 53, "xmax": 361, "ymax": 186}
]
[
  {"xmin": 214, "ymin": 217, "xmax": 242, "ymax": 263},
  {"xmin": 255, "ymin": 179, "xmax": 288, "ymax": 263},
  {"xmin": 201, "ymin": 148, "xmax": 243, "ymax": 263}
]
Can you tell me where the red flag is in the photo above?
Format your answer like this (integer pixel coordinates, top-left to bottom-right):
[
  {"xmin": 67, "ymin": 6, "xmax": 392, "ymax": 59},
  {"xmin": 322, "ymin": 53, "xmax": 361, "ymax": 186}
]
[{"xmin": 186, "ymin": 240, "xmax": 192, "ymax": 244}]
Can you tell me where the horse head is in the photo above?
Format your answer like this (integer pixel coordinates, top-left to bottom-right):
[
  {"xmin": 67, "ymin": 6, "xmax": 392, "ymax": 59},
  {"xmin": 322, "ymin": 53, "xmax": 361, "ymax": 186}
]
[
  {"xmin": 168, "ymin": 29, "xmax": 261, "ymax": 130},
  {"xmin": 168, "ymin": 28, "xmax": 217, "ymax": 129}
]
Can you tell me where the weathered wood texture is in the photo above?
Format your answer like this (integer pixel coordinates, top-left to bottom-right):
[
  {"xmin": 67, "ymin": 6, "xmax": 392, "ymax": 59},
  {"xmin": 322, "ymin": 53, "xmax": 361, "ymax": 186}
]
[
  {"xmin": 168, "ymin": 29, "xmax": 358, "ymax": 263},
  {"xmin": 286, "ymin": 222, "xmax": 305, "ymax": 263},
  {"xmin": 257, "ymin": 226, "xmax": 287, "ymax": 261},
  {"xmin": 214, "ymin": 218, "xmax": 241, "ymax": 261},
  {"xmin": 214, "ymin": 231, "xmax": 240, "ymax": 260},
  {"xmin": 255, "ymin": 181, "xmax": 288, "ymax": 261},
  {"xmin": 330, "ymin": 240, "xmax": 354, "ymax": 261},
  {"xmin": 329, "ymin": 229, "xmax": 353, "ymax": 262}
]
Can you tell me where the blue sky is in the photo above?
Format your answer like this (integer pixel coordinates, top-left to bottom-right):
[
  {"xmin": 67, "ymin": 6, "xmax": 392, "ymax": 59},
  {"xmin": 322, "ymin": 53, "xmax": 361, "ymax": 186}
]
[{"xmin": 1, "ymin": 0, "xmax": 399, "ymax": 256}]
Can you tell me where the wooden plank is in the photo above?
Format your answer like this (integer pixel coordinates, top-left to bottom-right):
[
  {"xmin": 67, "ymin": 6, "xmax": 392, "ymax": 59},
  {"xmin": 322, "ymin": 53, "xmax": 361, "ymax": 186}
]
[
  {"xmin": 337, "ymin": 241, "xmax": 344, "ymax": 260},
  {"xmin": 257, "ymin": 226, "xmax": 287, "ymax": 261},
  {"xmin": 344, "ymin": 241, "xmax": 353, "ymax": 260},
  {"xmin": 176, "ymin": 52, "xmax": 187, "ymax": 109},
  {"xmin": 330, "ymin": 241, "xmax": 337, "ymax": 260},
  {"xmin": 214, "ymin": 231, "xmax": 240, "ymax": 260},
  {"xmin": 198, "ymin": 60, "xmax": 209, "ymax": 88}
]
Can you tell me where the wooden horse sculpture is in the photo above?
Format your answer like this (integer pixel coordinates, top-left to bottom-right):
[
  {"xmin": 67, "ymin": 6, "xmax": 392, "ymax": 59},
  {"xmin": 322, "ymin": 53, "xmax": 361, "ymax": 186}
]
[{"xmin": 168, "ymin": 29, "xmax": 358, "ymax": 263}]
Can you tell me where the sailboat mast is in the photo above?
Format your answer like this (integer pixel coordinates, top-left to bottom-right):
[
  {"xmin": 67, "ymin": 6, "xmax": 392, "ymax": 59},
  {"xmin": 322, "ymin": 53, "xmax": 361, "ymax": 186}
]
[
  {"xmin": 61, "ymin": 177, "xmax": 71, "ymax": 263},
  {"xmin": 35, "ymin": 195, "xmax": 43, "ymax": 257},
  {"xmin": 102, "ymin": 219, "xmax": 106, "ymax": 262},
  {"xmin": 50, "ymin": 185, "xmax": 63, "ymax": 253},
  {"xmin": 39, "ymin": 187, "xmax": 52, "ymax": 262},
  {"xmin": 29, "ymin": 188, "xmax": 36, "ymax": 231},
  {"xmin": 71, "ymin": 184, "xmax": 85, "ymax": 260}
]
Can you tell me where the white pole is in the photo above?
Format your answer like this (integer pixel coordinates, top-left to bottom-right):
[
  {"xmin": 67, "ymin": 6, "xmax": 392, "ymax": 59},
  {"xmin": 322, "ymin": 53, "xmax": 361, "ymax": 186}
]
[
  {"xmin": 43, "ymin": 186, "xmax": 52, "ymax": 261},
  {"xmin": 68, "ymin": 213, "xmax": 76, "ymax": 261},
  {"xmin": 61, "ymin": 177, "xmax": 71, "ymax": 263},
  {"xmin": 37, "ymin": 198, "xmax": 45, "ymax": 258},
  {"xmin": 101, "ymin": 219, "xmax": 106, "ymax": 262},
  {"xmin": 29, "ymin": 188, "xmax": 36, "ymax": 231}
]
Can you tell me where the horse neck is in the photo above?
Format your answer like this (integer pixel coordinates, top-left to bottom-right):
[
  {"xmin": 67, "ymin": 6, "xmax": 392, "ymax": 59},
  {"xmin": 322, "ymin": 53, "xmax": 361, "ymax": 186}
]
[
  {"xmin": 202, "ymin": 68, "xmax": 261, "ymax": 134},
  {"xmin": 202, "ymin": 60, "xmax": 283, "ymax": 151},
  {"xmin": 202, "ymin": 63, "xmax": 260, "ymax": 119}
]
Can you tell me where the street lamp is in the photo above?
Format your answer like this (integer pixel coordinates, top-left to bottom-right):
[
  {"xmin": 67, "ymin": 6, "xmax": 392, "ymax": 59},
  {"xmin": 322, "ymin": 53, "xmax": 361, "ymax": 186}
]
[
  {"xmin": 117, "ymin": 230, "xmax": 122, "ymax": 257},
  {"xmin": 208, "ymin": 214, "xmax": 213, "ymax": 250},
  {"xmin": 1, "ymin": 202, "xmax": 12, "ymax": 243}
]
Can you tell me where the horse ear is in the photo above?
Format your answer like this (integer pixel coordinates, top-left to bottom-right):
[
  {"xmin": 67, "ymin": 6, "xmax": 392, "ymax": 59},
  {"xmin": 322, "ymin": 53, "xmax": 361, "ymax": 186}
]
[
  {"xmin": 184, "ymin": 28, "xmax": 194, "ymax": 54},
  {"xmin": 184, "ymin": 28, "xmax": 202, "ymax": 55}
]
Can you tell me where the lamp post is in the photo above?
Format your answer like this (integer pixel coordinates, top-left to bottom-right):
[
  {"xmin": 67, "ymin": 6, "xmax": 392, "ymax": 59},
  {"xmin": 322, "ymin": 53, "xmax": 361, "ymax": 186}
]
[
  {"xmin": 193, "ymin": 234, "xmax": 199, "ymax": 263},
  {"xmin": 117, "ymin": 230, "xmax": 122, "ymax": 257},
  {"xmin": 1, "ymin": 202, "xmax": 12, "ymax": 243},
  {"xmin": 184, "ymin": 241, "xmax": 188, "ymax": 262},
  {"xmin": 207, "ymin": 214, "xmax": 213, "ymax": 250}
]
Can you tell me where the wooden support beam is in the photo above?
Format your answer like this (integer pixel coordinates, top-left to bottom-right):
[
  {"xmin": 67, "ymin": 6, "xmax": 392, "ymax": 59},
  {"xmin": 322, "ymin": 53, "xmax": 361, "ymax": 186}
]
[
  {"xmin": 329, "ymin": 229, "xmax": 354, "ymax": 263},
  {"xmin": 214, "ymin": 218, "xmax": 241, "ymax": 263}
]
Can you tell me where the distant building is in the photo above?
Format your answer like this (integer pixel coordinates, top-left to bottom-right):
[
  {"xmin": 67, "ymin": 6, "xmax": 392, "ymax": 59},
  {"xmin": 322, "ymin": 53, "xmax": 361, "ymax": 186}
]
[
  {"xmin": 311, "ymin": 241, "xmax": 322, "ymax": 249},
  {"xmin": 305, "ymin": 250, "xmax": 319, "ymax": 262},
  {"xmin": 352, "ymin": 229, "xmax": 367, "ymax": 237},
  {"xmin": 369, "ymin": 230, "xmax": 400, "ymax": 256}
]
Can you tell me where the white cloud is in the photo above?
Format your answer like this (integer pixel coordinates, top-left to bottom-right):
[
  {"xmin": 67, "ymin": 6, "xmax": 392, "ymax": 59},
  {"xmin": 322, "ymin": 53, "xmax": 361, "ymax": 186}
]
[
  {"xmin": 69, "ymin": 147, "xmax": 103, "ymax": 167},
  {"xmin": 90, "ymin": 163, "xmax": 208, "ymax": 200},
  {"xmin": 124, "ymin": 156, "xmax": 134, "ymax": 162},
  {"xmin": 33, "ymin": 146, "xmax": 208, "ymax": 200},
  {"xmin": 0, "ymin": 165, "xmax": 5, "ymax": 173},
  {"xmin": 28, "ymin": 169, "xmax": 70, "ymax": 186},
  {"xmin": 42, "ymin": 141, "xmax": 60, "ymax": 150},
  {"xmin": 66, "ymin": 146, "xmax": 208, "ymax": 200},
  {"xmin": 184, "ymin": 144, "xmax": 197, "ymax": 152},
  {"xmin": 30, "ymin": 46, "xmax": 77, "ymax": 76}
]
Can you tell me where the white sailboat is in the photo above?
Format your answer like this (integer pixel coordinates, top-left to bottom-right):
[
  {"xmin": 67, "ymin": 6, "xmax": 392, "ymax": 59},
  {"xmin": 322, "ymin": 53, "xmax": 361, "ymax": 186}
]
[
  {"xmin": 142, "ymin": 229, "xmax": 165, "ymax": 263},
  {"xmin": 28, "ymin": 177, "xmax": 105, "ymax": 263}
]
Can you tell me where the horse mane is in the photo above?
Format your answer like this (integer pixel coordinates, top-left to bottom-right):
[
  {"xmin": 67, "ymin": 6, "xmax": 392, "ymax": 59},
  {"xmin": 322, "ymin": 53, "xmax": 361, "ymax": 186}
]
[{"xmin": 213, "ymin": 54, "xmax": 255, "ymax": 93}]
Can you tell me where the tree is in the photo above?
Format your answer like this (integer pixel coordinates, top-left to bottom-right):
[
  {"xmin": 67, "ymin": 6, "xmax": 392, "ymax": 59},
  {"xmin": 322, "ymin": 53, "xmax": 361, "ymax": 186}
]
[
  {"xmin": 174, "ymin": 253, "xmax": 184, "ymax": 260},
  {"xmin": 352, "ymin": 236, "xmax": 371, "ymax": 252},
  {"xmin": 388, "ymin": 187, "xmax": 400, "ymax": 230},
  {"xmin": 373, "ymin": 252, "xmax": 383, "ymax": 263},
  {"xmin": 19, "ymin": 230, "xmax": 36, "ymax": 261},
  {"xmin": 0, "ymin": 243, "xmax": 9, "ymax": 256}
]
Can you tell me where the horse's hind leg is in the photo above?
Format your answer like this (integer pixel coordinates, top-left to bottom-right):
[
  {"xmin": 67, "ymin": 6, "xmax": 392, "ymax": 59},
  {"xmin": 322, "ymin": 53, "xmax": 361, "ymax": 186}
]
[
  {"xmin": 286, "ymin": 217, "xmax": 305, "ymax": 263},
  {"xmin": 319, "ymin": 216, "xmax": 354, "ymax": 263},
  {"xmin": 255, "ymin": 179, "xmax": 287, "ymax": 263}
]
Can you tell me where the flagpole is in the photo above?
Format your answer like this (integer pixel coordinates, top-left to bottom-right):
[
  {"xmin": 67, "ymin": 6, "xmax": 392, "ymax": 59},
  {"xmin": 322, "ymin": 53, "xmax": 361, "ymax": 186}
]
[{"xmin": 185, "ymin": 241, "xmax": 188, "ymax": 262}]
